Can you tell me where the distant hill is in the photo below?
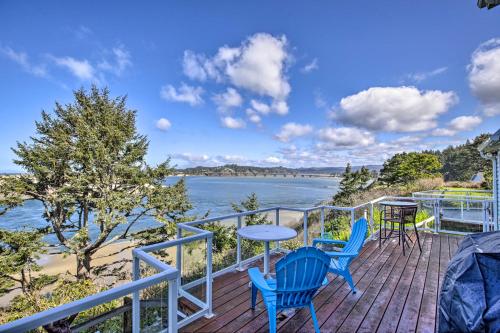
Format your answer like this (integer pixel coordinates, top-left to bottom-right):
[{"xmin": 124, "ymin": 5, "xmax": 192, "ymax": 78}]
[{"xmin": 175, "ymin": 164, "xmax": 382, "ymax": 177}]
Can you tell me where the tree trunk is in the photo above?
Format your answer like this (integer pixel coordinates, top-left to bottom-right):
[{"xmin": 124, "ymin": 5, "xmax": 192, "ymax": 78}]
[{"xmin": 76, "ymin": 252, "xmax": 92, "ymax": 279}]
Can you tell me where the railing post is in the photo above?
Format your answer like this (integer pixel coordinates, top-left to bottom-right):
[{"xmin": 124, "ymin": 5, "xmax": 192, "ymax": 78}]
[
  {"xmin": 320, "ymin": 207, "xmax": 325, "ymax": 238},
  {"xmin": 176, "ymin": 226, "xmax": 182, "ymax": 291},
  {"xmin": 132, "ymin": 255, "xmax": 140, "ymax": 333},
  {"xmin": 275, "ymin": 208, "xmax": 281, "ymax": 251},
  {"xmin": 236, "ymin": 216, "xmax": 243, "ymax": 271},
  {"xmin": 434, "ymin": 200, "xmax": 440, "ymax": 233},
  {"xmin": 350, "ymin": 209, "xmax": 355, "ymax": 227},
  {"xmin": 303, "ymin": 211, "xmax": 308, "ymax": 246},
  {"xmin": 482, "ymin": 201, "xmax": 488, "ymax": 232},
  {"xmin": 369, "ymin": 203, "xmax": 375, "ymax": 239},
  {"xmin": 205, "ymin": 234, "xmax": 214, "ymax": 318},
  {"xmin": 168, "ymin": 278, "xmax": 178, "ymax": 333},
  {"xmin": 461, "ymin": 201, "xmax": 464, "ymax": 220}
]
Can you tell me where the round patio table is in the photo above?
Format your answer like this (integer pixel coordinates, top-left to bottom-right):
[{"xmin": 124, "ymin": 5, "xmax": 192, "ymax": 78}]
[{"xmin": 237, "ymin": 225, "xmax": 297, "ymax": 275}]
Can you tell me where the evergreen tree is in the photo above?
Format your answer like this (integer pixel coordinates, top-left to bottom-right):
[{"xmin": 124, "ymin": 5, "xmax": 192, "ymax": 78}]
[
  {"xmin": 232, "ymin": 192, "xmax": 269, "ymax": 226},
  {"xmin": 440, "ymin": 134, "xmax": 491, "ymax": 182},
  {"xmin": 4, "ymin": 86, "xmax": 192, "ymax": 279},
  {"xmin": 379, "ymin": 152, "xmax": 442, "ymax": 185}
]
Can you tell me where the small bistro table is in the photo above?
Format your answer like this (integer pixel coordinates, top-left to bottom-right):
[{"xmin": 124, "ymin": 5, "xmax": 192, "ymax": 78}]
[
  {"xmin": 237, "ymin": 225, "xmax": 297, "ymax": 276},
  {"xmin": 378, "ymin": 200, "xmax": 421, "ymax": 255}
]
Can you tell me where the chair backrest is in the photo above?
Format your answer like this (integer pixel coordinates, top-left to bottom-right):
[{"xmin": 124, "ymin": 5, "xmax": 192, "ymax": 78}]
[
  {"xmin": 338, "ymin": 218, "xmax": 368, "ymax": 269},
  {"xmin": 275, "ymin": 247, "xmax": 331, "ymax": 309}
]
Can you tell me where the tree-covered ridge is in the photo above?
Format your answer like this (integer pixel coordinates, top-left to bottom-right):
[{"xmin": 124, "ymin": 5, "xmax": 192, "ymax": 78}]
[{"xmin": 176, "ymin": 164, "xmax": 381, "ymax": 176}]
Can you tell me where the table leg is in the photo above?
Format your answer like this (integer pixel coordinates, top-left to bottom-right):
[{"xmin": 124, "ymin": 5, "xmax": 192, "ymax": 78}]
[{"xmin": 264, "ymin": 241, "xmax": 270, "ymax": 276}]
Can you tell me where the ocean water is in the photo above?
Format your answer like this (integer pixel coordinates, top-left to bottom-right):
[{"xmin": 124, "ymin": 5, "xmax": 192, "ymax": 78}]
[{"xmin": 0, "ymin": 176, "xmax": 339, "ymax": 244}]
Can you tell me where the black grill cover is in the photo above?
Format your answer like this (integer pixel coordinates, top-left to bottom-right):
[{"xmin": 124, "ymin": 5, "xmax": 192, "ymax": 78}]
[{"xmin": 439, "ymin": 231, "xmax": 500, "ymax": 332}]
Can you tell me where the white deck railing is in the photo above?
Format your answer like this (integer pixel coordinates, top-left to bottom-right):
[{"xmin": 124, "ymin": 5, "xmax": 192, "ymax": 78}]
[{"xmin": 0, "ymin": 193, "xmax": 494, "ymax": 333}]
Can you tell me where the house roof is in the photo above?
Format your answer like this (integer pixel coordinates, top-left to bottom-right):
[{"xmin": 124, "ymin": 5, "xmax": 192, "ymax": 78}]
[{"xmin": 479, "ymin": 129, "xmax": 500, "ymax": 155}]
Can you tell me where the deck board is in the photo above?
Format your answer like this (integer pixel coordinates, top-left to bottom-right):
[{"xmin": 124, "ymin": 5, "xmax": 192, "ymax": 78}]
[{"xmin": 180, "ymin": 232, "xmax": 463, "ymax": 333}]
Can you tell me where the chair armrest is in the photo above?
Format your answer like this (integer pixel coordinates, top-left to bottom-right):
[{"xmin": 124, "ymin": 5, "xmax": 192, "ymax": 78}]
[
  {"xmin": 248, "ymin": 267, "xmax": 275, "ymax": 292},
  {"xmin": 324, "ymin": 251, "xmax": 358, "ymax": 258},
  {"xmin": 312, "ymin": 238, "xmax": 347, "ymax": 247}
]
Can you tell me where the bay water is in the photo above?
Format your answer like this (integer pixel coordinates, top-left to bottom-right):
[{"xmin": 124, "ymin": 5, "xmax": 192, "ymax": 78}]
[{"xmin": 0, "ymin": 176, "xmax": 339, "ymax": 244}]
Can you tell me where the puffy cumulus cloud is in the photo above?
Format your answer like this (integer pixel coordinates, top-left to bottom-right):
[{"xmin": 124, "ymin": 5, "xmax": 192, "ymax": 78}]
[
  {"xmin": 212, "ymin": 87, "xmax": 243, "ymax": 112},
  {"xmin": 431, "ymin": 115, "xmax": 482, "ymax": 136},
  {"xmin": 468, "ymin": 38, "xmax": 500, "ymax": 116},
  {"xmin": 225, "ymin": 34, "xmax": 290, "ymax": 102},
  {"xmin": 449, "ymin": 115, "xmax": 482, "ymax": 131},
  {"xmin": 317, "ymin": 127, "xmax": 375, "ymax": 148},
  {"xmin": 182, "ymin": 33, "xmax": 291, "ymax": 116},
  {"xmin": 160, "ymin": 83, "xmax": 204, "ymax": 106},
  {"xmin": 220, "ymin": 116, "xmax": 246, "ymax": 129},
  {"xmin": 0, "ymin": 46, "xmax": 48, "ymax": 78},
  {"xmin": 275, "ymin": 122, "xmax": 313, "ymax": 142},
  {"xmin": 335, "ymin": 86, "xmax": 458, "ymax": 132},
  {"xmin": 301, "ymin": 58, "xmax": 318, "ymax": 73},
  {"xmin": 155, "ymin": 118, "xmax": 171, "ymax": 131}
]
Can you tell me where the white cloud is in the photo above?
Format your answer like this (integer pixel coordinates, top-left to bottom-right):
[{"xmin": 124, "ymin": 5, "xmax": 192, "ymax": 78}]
[
  {"xmin": 250, "ymin": 99, "xmax": 271, "ymax": 115},
  {"xmin": 225, "ymin": 33, "xmax": 290, "ymax": 101},
  {"xmin": 264, "ymin": 156, "xmax": 282, "ymax": 164},
  {"xmin": 155, "ymin": 118, "xmax": 171, "ymax": 131},
  {"xmin": 317, "ymin": 127, "xmax": 375, "ymax": 147},
  {"xmin": 275, "ymin": 122, "xmax": 313, "ymax": 142},
  {"xmin": 182, "ymin": 33, "xmax": 292, "ymax": 118},
  {"xmin": 98, "ymin": 45, "xmax": 132, "ymax": 76},
  {"xmin": 449, "ymin": 115, "xmax": 482, "ymax": 131},
  {"xmin": 246, "ymin": 108, "xmax": 262, "ymax": 125},
  {"xmin": 301, "ymin": 58, "xmax": 318, "ymax": 73},
  {"xmin": 468, "ymin": 38, "xmax": 500, "ymax": 116},
  {"xmin": 212, "ymin": 87, "xmax": 243, "ymax": 112},
  {"xmin": 432, "ymin": 115, "xmax": 482, "ymax": 136},
  {"xmin": 432, "ymin": 128, "xmax": 457, "ymax": 137},
  {"xmin": 173, "ymin": 153, "xmax": 210, "ymax": 163},
  {"xmin": 335, "ymin": 86, "xmax": 458, "ymax": 132},
  {"xmin": 182, "ymin": 50, "xmax": 220, "ymax": 82},
  {"xmin": 221, "ymin": 116, "xmax": 246, "ymax": 129},
  {"xmin": 160, "ymin": 83, "xmax": 204, "ymax": 106},
  {"xmin": 50, "ymin": 56, "xmax": 96, "ymax": 81},
  {"xmin": 407, "ymin": 66, "xmax": 447, "ymax": 82},
  {"xmin": 1, "ymin": 46, "xmax": 47, "ymax": 78}
]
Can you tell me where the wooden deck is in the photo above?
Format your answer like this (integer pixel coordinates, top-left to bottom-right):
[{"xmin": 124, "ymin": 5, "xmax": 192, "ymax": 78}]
[{"xmin": 181, "ymin": 232, "xmax": 462, "ymax": 333}]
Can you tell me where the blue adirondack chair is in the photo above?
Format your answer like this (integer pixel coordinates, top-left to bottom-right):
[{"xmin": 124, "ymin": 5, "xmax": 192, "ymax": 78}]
[
  {"xmin": 248, "ymin": 247, "xmax": 331, "ymax": 333},
  {"xmin": 312, "ymin": 217, "xmax": 367, "ymax": 293}
]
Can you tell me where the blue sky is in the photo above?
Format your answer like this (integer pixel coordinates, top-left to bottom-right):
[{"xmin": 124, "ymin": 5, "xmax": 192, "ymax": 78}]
[{"xmin": 1, "ymin": 1, "xmax": 499, "ymax": 171}]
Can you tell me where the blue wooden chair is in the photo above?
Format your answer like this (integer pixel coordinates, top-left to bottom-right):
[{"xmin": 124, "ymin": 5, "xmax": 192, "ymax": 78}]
[
  {"xmin": 312, "ymin": 217, "xmax": 367, "ymax": 293},
  {"xmin": 248, "ymin": 247, "xmax": 331, "ymax": 333}
]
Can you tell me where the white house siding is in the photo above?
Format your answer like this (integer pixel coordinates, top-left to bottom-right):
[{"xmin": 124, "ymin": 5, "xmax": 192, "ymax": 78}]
[{"xmin": 495, "ymin": 155, "xmax": 499, "ymax": 230}]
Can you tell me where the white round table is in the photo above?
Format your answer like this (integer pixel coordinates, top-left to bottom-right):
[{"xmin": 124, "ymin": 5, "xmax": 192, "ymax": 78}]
[{"xmin": 237, "ymin": 225, "xmax": 297, "ymax": 275}]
